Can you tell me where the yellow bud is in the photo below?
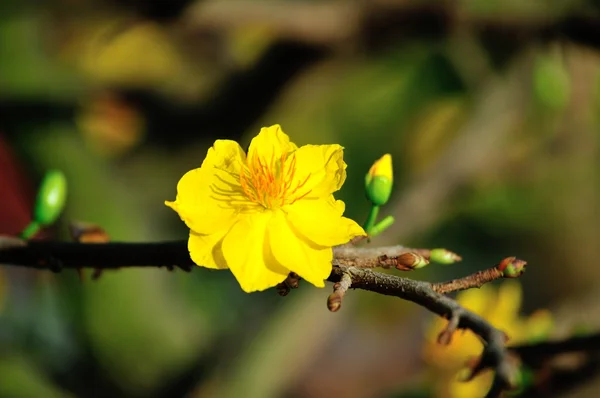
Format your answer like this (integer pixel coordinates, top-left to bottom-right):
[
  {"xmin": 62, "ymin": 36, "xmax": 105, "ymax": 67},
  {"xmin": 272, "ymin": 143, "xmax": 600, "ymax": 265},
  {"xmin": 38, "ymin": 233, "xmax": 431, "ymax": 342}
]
[
  {"xmin": 365, "ymin": 154, "xmax": 393, "ymax": 206},
  {"xmin": 367, "ymin": 154, "xmax": 393, "ymax": 182}
]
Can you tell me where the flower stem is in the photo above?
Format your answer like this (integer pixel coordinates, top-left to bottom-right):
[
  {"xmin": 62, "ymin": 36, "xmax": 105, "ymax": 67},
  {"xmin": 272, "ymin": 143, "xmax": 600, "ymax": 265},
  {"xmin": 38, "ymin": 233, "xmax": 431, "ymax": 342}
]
[
  {"xmin": 363, "ymin": 205, "xmax": 380, "ymax": 234},
  {"xmin": 369, "ymin": 216, "xmax": 395, "ymax": 237},
  {"xmin": 20, "ymin": 221, "xmax": 41, "ymax": 240}
]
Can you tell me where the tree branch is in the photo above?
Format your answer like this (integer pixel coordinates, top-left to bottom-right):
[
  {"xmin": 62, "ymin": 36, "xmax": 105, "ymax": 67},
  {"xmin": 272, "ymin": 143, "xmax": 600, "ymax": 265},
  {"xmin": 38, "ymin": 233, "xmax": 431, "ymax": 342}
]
[
  {"xmin": 0, "ymin": 238, "xmax": 462, "ymax": 273},
  {"xmin": 0, "ymin": 238, "xmax": 194, "ymax": 271},
  {"xmin": 512, "ymin": 333, "xmax": 600, "ymax": 363},
  {"xmin": 328, "ymin": 266, "xmax": 514, "ymax": 397},
  {"xmin": 0, "ymin": 237, "xmax": 521, "ymax": 397},
  {"xmin": 507, "ymin": 333, "xmax": 600, "ymax": 396},
  {"xmin": 432, "ymin": 267, "xmax": 504, "ymax": 294}
]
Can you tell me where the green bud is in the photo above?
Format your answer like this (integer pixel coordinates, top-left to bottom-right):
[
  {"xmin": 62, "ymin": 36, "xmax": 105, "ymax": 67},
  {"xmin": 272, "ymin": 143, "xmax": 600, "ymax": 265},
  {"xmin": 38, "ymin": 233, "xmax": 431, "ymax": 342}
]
[
  {"xmin": 497, "ymin": 257, "xmax": 527, "ymax": 278},
  {"xmin": 365, "ymin": 154, "xmax": 393, "ymax": 206},
  {"xmin": 395, "ymin": 252, "xmax": 429, "ymax": 271},
  {"xmin": 33, "ymin": 170, "xmax": 67, "ymax": 226},
  {"xmin": 366, "ymin": 176, "xmax": 393, "ymax": 206},
  {"xmin": 429, "ymin": 248, "xmax": 462, "ymax": 264}
]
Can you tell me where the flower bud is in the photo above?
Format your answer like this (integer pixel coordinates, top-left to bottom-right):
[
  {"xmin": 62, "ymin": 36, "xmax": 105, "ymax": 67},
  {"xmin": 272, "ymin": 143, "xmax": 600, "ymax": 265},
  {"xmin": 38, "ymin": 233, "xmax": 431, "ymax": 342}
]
[
  {"xmin": 365, "ymin": 154, "xmax": 393, "ymax": 206},
  {"xmin": 429, "ymin": 248, "xmax": 462, "ymax": 264},
  {"xmin": 33, "ymin": 170, "xmax": 67, "ymax": 226},
  {"xmin": 327, "ymin": 292, "xmax": 342, "ymax": 312},
  {"xmin": 497, "ymin": 257, "xmax": 527, "ymax": 278},
  {"xmin": 395, "ymin": 252, "xmax": 429, "ymax": 271}
]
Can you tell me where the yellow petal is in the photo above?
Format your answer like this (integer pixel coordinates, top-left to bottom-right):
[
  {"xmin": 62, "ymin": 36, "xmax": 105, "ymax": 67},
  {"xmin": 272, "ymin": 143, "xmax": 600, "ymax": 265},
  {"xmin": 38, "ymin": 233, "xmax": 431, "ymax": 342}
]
[
  {"xmin": 188, "ymin": 230, "xmax": 228, "ymax": 269},
  {"xmin": 368, "ymin": 154, "xmax": 393, "ymax": 182},
  {"xmin": 456, "ymin": 284, "xmax": 494, "ymax": 316},
  {"xmin": 448, "ymin": 372, "xmax": 493, "ymax": 398},
  {"xmin": 525, "ymin": 309, "xmax": 553, "ymax": 341},
  {"xmin": 165, "ymin": 139, "xmax": 247, "ymax": 234},
  {"xmin": 487, "ymin": 280, "xmax": 522, "ymax": 327},
  {"xmin": 291, "ymin": 143, "xmax": 347, "ymax": 198},
  {"xmin": 268, "ymin": 209, "xmax": 332, "ymax": 288},
  {"xmin": 222, "ymin": 212, "xmax": 289, "ymax": 292},
  {"xmin": 247, "ymin": 124, "xmax": 298, "ymax": 162},
  {"xmin": 285, "ymin": 197, "xmax": 366, "ymax": 247}
]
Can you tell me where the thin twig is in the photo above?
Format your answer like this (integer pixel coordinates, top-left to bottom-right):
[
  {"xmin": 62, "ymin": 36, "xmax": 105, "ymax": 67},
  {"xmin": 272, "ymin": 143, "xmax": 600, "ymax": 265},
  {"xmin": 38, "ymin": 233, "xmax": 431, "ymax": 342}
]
[
  {"xmin": 327, "ymin": 271, "xmax": 352, "ymax": 312},
  {"xmin": 432, "ymin": 267, "xmax": 505, "ymax": 294},
  {"xmin": 333, "ymin": 245, "xmax": 431, "ymax": 261}
]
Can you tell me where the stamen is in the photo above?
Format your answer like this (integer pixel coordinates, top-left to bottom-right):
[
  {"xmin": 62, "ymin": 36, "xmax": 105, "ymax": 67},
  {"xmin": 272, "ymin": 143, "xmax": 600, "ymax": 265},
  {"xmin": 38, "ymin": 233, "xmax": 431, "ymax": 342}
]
[{"xmin": 239, "ymin": 151, "xmax": 312, "ymax": 208}]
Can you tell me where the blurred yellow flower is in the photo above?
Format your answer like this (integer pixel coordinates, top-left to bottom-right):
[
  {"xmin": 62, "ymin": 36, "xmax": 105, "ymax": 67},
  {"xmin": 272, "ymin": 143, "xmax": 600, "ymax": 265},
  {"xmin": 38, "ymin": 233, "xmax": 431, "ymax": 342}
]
[
  {"xmin": 75, "ymin": 93, "xmax": 145, "ymax": 157},
  {"xmin": 166, "ymin": 125, "xmax": 366, "ymax": 292},
  {"xmin": 77, "ymin": 21, "xmax": 184, "ymax": 88},
  {"xmin": 423, "ymin": 281, "xmax": 552, "ymax": 398}
]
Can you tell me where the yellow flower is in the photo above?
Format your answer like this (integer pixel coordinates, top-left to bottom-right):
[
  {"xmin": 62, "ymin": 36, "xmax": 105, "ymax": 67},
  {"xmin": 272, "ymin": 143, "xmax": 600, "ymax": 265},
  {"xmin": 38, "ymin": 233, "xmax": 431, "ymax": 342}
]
[
  {"xmin": 166, "ymin": 125, "xmax": 366, "ymax": 292},
  {"xmin": 423, "ymin": 281, "xmax": 552, "ymax": 398}
]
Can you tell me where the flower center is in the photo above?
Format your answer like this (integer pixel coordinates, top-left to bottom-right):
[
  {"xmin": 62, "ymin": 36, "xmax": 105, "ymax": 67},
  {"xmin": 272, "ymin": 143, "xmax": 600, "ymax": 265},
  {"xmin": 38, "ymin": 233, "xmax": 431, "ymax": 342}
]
[{"xmin": 240, "ymin": 151, "xmax": 310, "ymax": 208}]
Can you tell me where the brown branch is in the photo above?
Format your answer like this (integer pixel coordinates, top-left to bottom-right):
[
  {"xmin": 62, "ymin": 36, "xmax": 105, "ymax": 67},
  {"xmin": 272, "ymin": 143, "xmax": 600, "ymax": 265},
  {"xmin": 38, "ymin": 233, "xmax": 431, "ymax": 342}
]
[
  {"xmin": 431, "ymin": 257, "xmax": 526, "ymax": 295},
  {"xmin": 507, "ymin": 333, "xmax": 600, "ymax": 396},
  {"xmin": 516, "ymin": 358, "xmax": 600, "ymax": 398},
  {"xmin": 0, "ymin": 238, "xmax": 522, "ymax": 397},
  {"xmin": 333, "ymin": 245, "xmax": 433, "ymax": 261},
  {"xmin": 328, "ymin": 266, "xmax": 516, "ymax": 397},
  {"xmin": 438, "ymin": 310, "xmax": 461, "ymax": 345},
  {"xmin": 333, "ymin": 245, "xmax": 460, "ymax": 269},
  {"xmin": 432, "ymin": 267, "xmax": 504, "ymax": 294},
  {"xmin": 0, "ymin": 238, "xmax": 456, "ymax": 272},
  {"xmin": 0, "ymin": 238, "xmax": 195, "ymax": 271},
  {"xmin": 511, "ymin": 333, "xmax": 600, "ymax": 363},
  {"xmin": 327, "ymin": 271, "xmax": 351, "ymax": 312}
]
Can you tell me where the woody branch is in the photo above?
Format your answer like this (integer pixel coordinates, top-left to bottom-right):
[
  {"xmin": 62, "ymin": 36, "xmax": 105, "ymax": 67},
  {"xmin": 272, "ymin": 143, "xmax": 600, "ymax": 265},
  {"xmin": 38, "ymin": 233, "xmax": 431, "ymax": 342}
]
[
  {"xmin": 4, "ymin": 237, "xmax": 600, "ymax": 395},
  {"xmin": 0, "ymin": 236, "xmax": 527, "ymax": 397}
]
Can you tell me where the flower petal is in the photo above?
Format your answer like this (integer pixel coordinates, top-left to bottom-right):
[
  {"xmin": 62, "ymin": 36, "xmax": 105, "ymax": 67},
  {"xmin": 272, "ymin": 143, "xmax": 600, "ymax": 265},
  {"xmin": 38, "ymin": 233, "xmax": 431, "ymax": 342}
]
[
  {"xmin": 285, "ymin": 197, "xmax": 366, "ymax": 247},
  {"xmin": 487, "ymin": 280, "xmax": 522, "ymax": 327},
  {"xmin": 222, "ymin": 212, "xmax": 289, "ymax": 292},
  {"xmin": 247, "ymin": 124, "xmax": 298, "ymax": 162},
  {"xmin": 188, "ymin": 230, "xmax": 228, "ymax": 269},
  {"xmin": 456, "ymin": 284, "xmax": 494, "ymax": 316},
  {"xmin": 290, "ymin": 143, "xmax": 347, "ymax": 198},
  {"xmin": 449, "ymin": 373, "xmax": 493, "ymax": 398},
  {"xmin": 268, "ymin": 209, "xmax": 333, "ymax": 288},
  {"xmin": 166, "ymin": 139, "xmax": 247, "ymax": 234}
]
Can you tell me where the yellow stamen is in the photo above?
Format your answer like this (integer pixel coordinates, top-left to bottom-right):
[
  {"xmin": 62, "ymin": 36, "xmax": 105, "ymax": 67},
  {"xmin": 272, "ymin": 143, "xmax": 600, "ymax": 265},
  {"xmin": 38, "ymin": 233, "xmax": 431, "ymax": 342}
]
[{"xmin": 240, "ymin": 151, "xmax": 311, "ymax": 208}]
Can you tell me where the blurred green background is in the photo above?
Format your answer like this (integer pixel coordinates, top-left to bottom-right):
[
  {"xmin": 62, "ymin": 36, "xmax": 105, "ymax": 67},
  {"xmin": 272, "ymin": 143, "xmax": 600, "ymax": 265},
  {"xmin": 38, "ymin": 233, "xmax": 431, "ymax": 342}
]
[{"xmin": 2, "ymin": 0, "xmax": 600, "ymax": 397}]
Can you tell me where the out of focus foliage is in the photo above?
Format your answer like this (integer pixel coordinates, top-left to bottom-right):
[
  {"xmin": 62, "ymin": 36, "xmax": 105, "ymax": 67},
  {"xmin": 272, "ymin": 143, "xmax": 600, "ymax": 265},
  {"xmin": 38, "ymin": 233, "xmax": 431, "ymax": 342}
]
[{"xmin": 2, "ymin": 0, "xmax": 600, "ymax": 397}]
